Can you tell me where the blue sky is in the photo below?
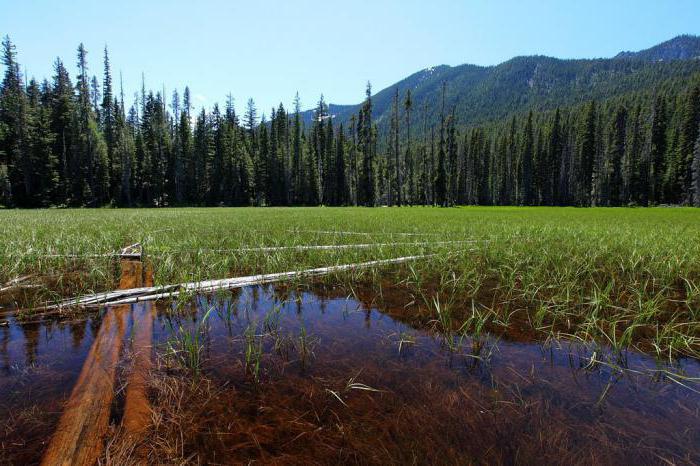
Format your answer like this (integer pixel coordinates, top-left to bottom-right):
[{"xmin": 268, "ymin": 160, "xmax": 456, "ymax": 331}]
[{"xmin": 2, "ymin": 0, "xmax": 699, "ymax": 116}]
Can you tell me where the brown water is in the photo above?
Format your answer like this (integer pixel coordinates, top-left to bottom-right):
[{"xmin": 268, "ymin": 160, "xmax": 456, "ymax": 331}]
[
  {"xmin": 1, "ymin": 286, "xmax": 699, "ymax": 464},
  {"xmin": 0, "ymin": 317, "xmax": 100, "ymax": 464}
]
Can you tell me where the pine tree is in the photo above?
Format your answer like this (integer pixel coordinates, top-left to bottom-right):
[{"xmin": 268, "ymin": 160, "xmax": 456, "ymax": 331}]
[
  {"xmin": 335, "ymin": 123, "xmax": 348, "ymax": 205},
  {"xmin": 574, "ymin": 101, "xmax": 597, "ymax": 206},
  {"xmin": 192, "ymin": 109, "xmax": 212, "ymax": 204},
  {"xmin": 358, "ymin": 82, "xmax": 376, "ymax": 206},
  {"xmin": 390, "ymin": 87, "xmax": 402, "ymax": 206},
  {"xmin": 209, "ymin": 104, "xmax": 225, "ymax": 205},
  {"xmin": 648, "ymin": 96, "xmax": 668, "ymax": 204},
  {"xmin": 434, "ymin": 82, "xmax": 448, "ymax": 206},
  {"xmin": 607, "ymin": 106, "xmax": 627, "ymax": 205},
  {"xmin": 26, "ymin": 79, "xmax": 58, "ymax": 206},
  {"xmin": 179, "ymin": 95, "xmax": 194, "ymax": 204},
  {"xmin": 72, "ymin": 43, "xmax": 109, "ymax": 205},
  {"xmin": 323, "ymin": 116, "xmax": 334, "ymax": 204},
  {"xmin": 0, "ymin": 35, "xmax": 29, "ymax": 206},
  {"xmin": 678, "ymin": 85, "xmax": 700, "ymax": 203},
  {"xmin": 505, "ymin": 116, "xmax": 517, "ymax": 204},
  {"xmin": 692, "ymin": 130, "xmax": 700, "ymax": 207},
  {"xmin": 625, "ymin": 104, "xmax": 644, "ymax": 205},
  {"xmin": 544, "ymin": 108, "xmax": 562, "ymax": 205},
  {"xmin": 518, "ymin": 111, "xmax": 534, "ymax": 205},
  {"xmin": 102, "ymin": 46, "xmax": 118, "ymax": 200},
  {"xmin": 291, "ymin": 92, "xmax": 302, "ymax": 204},
  {"xmin": 48, "ymin": 58, "xmax": 74, "ymax": 204},
  {"xmin": 447, "ymin": 110, "xmax": 459, "ymax": 205},
  {"xmin": 349, "ymin": 114, "xmax": 358, "ymax": 205},
  {"xmin": 244, "ymin": 98, "xmax": 257, "ymax": 135},
  {"xmin": 404, "ymin": 89, "xmax": 413, "ymax": 204},
  {"xmin": 306, "ymin": 129, "xmax": 321, "ymax": 205},
  {"xmin": 113, "ymin": 98, "xmax": 133, "ymax": 206},
  {"xmin": 254, "ymin": 114, "xmax": 269, "ymax": 205}
]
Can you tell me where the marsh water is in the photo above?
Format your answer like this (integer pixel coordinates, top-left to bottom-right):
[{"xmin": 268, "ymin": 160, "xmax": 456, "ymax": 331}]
[{"xmin": 1, "ymin": 286, "xmax": 699, "ymax": 464}]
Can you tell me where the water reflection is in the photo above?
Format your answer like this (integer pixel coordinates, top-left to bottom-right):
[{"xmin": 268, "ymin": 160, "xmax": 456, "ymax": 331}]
[
  {"xmin": 0, "ymin": 284, "xmax": 698, "ymax": 464},
  {"xmin": 151, "ymin": 286, "xmax": 700, "ymax": 464}
]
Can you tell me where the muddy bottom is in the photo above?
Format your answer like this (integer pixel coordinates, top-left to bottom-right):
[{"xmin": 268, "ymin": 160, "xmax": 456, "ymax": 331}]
[
  {"xmin": 1, "ymin": 286, "xmax": 699, "ymax": 465},
  {"xmin": 150, "ymin": 287, "xmax": 700, "ymax": 465}
]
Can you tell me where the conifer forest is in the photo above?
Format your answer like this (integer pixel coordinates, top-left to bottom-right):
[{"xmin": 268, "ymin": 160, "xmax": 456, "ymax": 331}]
[{"xmin": 2, "ymin": 36, "xmax": 700, "ymax": 209}]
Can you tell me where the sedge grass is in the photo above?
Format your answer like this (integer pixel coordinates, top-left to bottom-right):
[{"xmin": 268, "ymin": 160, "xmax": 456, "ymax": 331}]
[{"xmin": 1, "ymin": 206, "xmax": 699, "ymax": 360}]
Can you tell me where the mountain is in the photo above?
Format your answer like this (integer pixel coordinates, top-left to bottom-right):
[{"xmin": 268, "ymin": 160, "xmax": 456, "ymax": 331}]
[
  {"xmin": 615, "ymin": 35, "xmax": 700, "ymax": 61},
  {"xmin": 301, "ymin": 35, "xmax": 700, "ymax": 133}
]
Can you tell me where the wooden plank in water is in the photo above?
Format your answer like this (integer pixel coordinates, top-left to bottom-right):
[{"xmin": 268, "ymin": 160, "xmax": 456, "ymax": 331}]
[
  {"xmin": 40, "ymin": 305, "xmax": 128, "ymax": 466},
  {"xmin": 41, "ymin": 258, "xmax": 151, "ymax": 466},
  {"xmin": 122, "ymin": 301, "xmax": 155, "ymax": 436}
]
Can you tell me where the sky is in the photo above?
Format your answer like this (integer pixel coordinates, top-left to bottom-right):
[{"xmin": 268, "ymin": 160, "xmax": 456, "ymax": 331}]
[{"xmin": 1, "ymin": 0, "xmax": 699, "ymax": 116}]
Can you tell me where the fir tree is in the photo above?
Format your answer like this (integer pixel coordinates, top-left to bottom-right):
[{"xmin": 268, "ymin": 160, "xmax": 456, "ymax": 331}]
[
  {"xmin": 648, "ymin": 96, "xmax": 668, "ymax": 204},
  {"xmin": 518, "ymin": 111, "xmax": 534, "ymax": 205},
  {"xmin": 692, "ymin": 129, "xmax": 700, "ymax": 207},
  {"xmin": 574, "ymin": 101, "xmax": 597, "ymax": 206},
  {"xmin": 678, "ymin": 85, "xmax": 700, "ymax": 203}
]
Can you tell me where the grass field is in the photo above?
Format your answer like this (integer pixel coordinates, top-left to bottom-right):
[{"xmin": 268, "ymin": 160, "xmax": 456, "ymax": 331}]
[{"xmin": 1, "ymin": 206, "xmax": 700, "ymax": 360}]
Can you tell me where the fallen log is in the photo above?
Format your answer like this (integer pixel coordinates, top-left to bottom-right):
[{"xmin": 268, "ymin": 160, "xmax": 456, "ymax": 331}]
[
  {"xmin": 41, "ymin": 258, "xmax": 150, "ymax": 466},
  {"xmin": 48, "ymin": 254, "xmax": 434, "ymax": 309},
  {"xmin": 188, "ymin": 240, "xmax": 477, "ymax": 254},
  {"xmin": 40, "ymin": 304, "xmax": 128, "ymax": 466},
  {"xmin": 122, "ymin": 302, "xmax": 155, "ymax": 437},
  {"xmin": 0, "ymin": 275, "xmax": 34, "ymax": 293}
]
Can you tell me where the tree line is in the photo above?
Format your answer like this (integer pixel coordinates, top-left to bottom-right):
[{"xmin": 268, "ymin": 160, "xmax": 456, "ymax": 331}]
[{"xmin": 1, "ymin": 37, "xmax": 700, "ymax": 208}]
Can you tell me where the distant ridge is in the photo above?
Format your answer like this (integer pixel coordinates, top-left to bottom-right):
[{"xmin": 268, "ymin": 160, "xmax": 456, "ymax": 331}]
[
  {"xmin": 302, "ymin": 35, "xmax": 700, "ymax": 133},
  {"xmin": 615, "ymin": 35, "xmax": 700, "ymax": 61}
]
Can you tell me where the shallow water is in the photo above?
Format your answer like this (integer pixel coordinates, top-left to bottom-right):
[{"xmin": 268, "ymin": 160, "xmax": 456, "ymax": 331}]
[
  {"xmin": 1, "ymin": 286, "xmax": 699, "ymax": 464},
  {"xmin": 0, "ymin": 317, "xmax": 100, "ymax": 464},
  {"xmin": 153, "ymin": 287, "xmax": 700, "ymax": 464}
]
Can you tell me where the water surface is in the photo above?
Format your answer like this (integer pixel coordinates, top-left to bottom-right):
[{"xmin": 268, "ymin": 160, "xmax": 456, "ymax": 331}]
[{"xmin": 1, "ymin": 286, "xmax": 699, "ymax": 464}]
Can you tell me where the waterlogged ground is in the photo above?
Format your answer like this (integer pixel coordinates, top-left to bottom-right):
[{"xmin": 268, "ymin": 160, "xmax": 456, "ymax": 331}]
[{"xmin": 2, "ymin": 285, "xmax": 699, "ymax": 465}]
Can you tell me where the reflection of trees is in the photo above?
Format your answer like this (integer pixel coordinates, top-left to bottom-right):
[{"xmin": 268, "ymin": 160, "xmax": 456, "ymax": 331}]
[
  {"xmin": 21, "ymin": 323, "xmax": 40, "ymax": 366},
  {"xmin": 90, "ymin": 313, "xmax": 102, "ymax": 339},
  {"xmin": 1, "ymin": 326, "xmax": 9, "ymax": 373},
  {"xmin": 70, "ymin": 321, "xmax": 88, "ymax": 348}
]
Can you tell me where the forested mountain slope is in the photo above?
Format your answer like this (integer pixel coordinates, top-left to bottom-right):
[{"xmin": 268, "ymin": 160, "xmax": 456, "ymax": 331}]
[
  {"xmin": 2, "ymin": 35, "xmax": 700, "ymax": 209},
  {"xmin": 302, "ymin": 35, "xmax": 700, "ymax": 134}
]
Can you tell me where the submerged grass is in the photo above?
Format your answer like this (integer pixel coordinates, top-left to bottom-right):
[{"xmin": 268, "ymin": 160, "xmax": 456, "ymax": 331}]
[{"xmin": 1, "ymin": 206, "xmax": 700, "ymax": 360}]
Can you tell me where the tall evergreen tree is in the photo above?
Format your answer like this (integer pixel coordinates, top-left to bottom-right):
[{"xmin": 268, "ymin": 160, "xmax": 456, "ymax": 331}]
[
  {"xmin": 648, "ymin": 96, "xmax": 668, "ymax": 204},
  {"xmin": 518, "ymin": 111, "xmax": 534, "ymax": 205},
  {"xmin": 692, "ymin": 129, "xmax": 700, "ymax": 207},
  {"xmin": 574, "ymin": 101, "xmax": 597, "ymax": 206},
  {"xmin": 678, "ymin": 85, "xmax": 700, "ymax": 203},
  {"xmin": 291, "ymin": 92, "xmax": 302, "ymax": 204},
  {"xmin": 544, "ymin": 108, "xmax": 562, "ymax": 205},
  {"xmin": 358, "ymin": 82, "xmax": 377, "ymax": 206},
  {"xmin": 403, "ymin": 89, "xmax": 413, "ymax": 205}
]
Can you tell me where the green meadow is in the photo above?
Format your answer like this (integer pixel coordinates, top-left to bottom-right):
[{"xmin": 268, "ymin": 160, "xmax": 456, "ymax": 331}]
[{"xmin": 2, "ymin": 206, "xmax": 699, "ymax": 359}]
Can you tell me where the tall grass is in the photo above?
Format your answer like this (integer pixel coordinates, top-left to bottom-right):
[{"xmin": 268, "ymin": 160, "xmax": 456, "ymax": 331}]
[{"xmin": 1, "ymin": 206, "xmax": 699, "ymax": 359}]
